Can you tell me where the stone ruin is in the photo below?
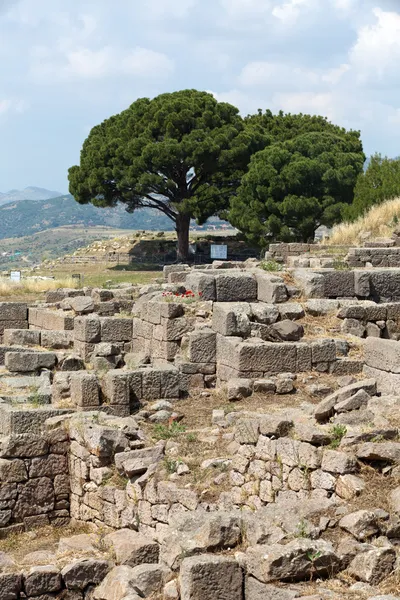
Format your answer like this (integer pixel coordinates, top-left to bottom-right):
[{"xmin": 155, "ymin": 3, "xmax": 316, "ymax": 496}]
[{"xmin": 1, "ymin": 257, "xmax": 400, "ymax": 598}]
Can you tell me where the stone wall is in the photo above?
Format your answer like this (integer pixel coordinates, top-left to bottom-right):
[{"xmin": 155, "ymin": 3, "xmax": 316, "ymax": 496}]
[
  {"xmin": 0, "ymin": 302, "xmax": 28, "ymax": 342},
  {"xmin": 0, "ymin": 429, "xmax": 69, "ymax": 534},
  {"xmin": 347, "ymin": 246, "xmax": 400, "ymax": 267}
]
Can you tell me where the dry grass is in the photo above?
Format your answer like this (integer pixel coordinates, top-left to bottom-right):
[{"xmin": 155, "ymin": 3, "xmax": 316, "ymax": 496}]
[
  {"xmin": 328, "ymin": 197, "xmax": 400, "ymax": 246},
  {"xmin": 0, "ymin": 276, "xmax": 77, "ymax": 297}
]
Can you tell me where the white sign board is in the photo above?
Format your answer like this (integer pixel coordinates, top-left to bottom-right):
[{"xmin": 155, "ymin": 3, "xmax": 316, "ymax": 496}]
[
  {"xmin": 10, "ymin": 271, "xmax": 21, "ymax": 282},
  {"xmin": 210, "ymin": 244, "xmax": 228, "ymax": 260}
]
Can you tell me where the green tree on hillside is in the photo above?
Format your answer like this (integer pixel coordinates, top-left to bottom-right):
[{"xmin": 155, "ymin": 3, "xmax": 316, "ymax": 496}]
[
  {"xmin": 346, "ymin": 154, "xmax": 400, "ymax": 220},
  {"xmin": 229, "ymin": 131, "xmax": 365, "ymax": 245},
  {"xmin": 68, "ymin": 90, "xmax": 264, "ymax": 260}
]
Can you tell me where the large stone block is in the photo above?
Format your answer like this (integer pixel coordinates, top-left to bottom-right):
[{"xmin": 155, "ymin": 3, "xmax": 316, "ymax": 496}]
[
  {"xmin": 185, "ymin": 272, "xmax": 216, "ymax": 301},
  {"xmin": 151, "ymin": 338, "xmax": 180, "ymax": 361},
  {"xmin": 293, "ymin": 270, "xmax": 324, "ymax": 298},
  {"xmin": 154, "ymin": 317, "xmax": 190, "ymax": 342},
  {"xmin": 100, "ymin": 318, "xmax": 133, "ymax": 342},
  {"xmin": 179, "ymin": 555, "xmax": 243, "ymax": 600},
  {"xmin": 212, "ymin": 303, "xmax": 251, "ymax": 337},
  {"xmin": 369, "ymin": 270, "xmax": 400, "ymax": 301},
  {"xmin": 3, "ymin": 329, "xmax": 40, "ymax": 347},
  {"xmin": 236, "ymin": 341, "xmax": 297, "ymax": 373},
  {"xmin": 5, "ymin": 351, "xmax": 57, "ymax": 372},
  {"xmin": 74, "ymin": 316, "xmax": 101, "ymax": 343},
  {"xmin": 215, "ymin": 272, "xmax": 257, "ymax": 302},
  {"xmin": 0, "ymin": 303, "xmax": 27, "ymax": 321},
  {"xmin": 256, "ymin": 273, "xmax": 287, "ymax": 303},
  {"xmin": 321, "ymin": 270, "xmax": 355, "ymax": 298},
  {"xmin": 41, "ymin": 330, "xmax": 74, "ymax": 349},
  {"xmin": 188, "ymin": 329, "xmax": 217, "ymax": 363},
  {"xmin": 14, "ymin": 476, "xmax": 55, "ymax": 518},
  {"xmin": 365, "ymin": 337, "xmax": 400, "ymax": 373},
  {"xmin": 363, "ymin": 365, "xmax": 400, "ymax": 395},
  {"xmin": 70, "ymin": 373, "xmax": 99, "ymax": 408}
]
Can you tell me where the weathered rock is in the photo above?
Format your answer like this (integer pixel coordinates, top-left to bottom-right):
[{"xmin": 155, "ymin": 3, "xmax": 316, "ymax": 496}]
[
  {"xmin": 103, "ymin": 530, "xmax": 159, "ymax": 567},
  {"xmin": 161, "ymin": 512, "xmax": 241, "ymax": 570},
  {"xmin": 0, "ymin": 572, "xmax": 22, "ymax": 600},
  {"xmin": 271, "ymin": 320, "xmax": 304, "ymax": 342},
  {"xmin": 339, "ymin": 510, "xmax": 379, "ymax": 541},
  {"xmin": 179, "ymin": 554, "xmax": 243, "ymax": 600},
  {"xmin": 227, "ymin": 378, "xmax": 253, "ymax": 401},
  {"xmin": 314, "ymin": 379, "xmax": 376, "ymax": 422},
  {"xmin": 335, "ymin": 474, "xmax": 365, "ymax": 500},
  {"xmin": 246, "ymin": 539, "xmax": 340, "ymax": 582},
  {"xmin": 125, "ymin": 563, "xmax": 168, "ymax": 597},
  {"xmin": 347, "ymin": 546, "xmax": 396, "ymax": 584},
  {"xmin": 69, "ymin": 296, "xmax": 95, "ymax": 315},
  {"xmin": 335, "ymin": 389, "xmax": 370, "ymax": 413},
  {"xmin": 357, "ymin": 442, "xmax": 400, "ymax": 464},
  {"xmin": 245, "ymin": 577, "xmax": 298, "ymax": 600},
  {"xmin": 93, "ymin": 565, "xmax": 141, "ymax": 600},
  {"xmin": 24, "ymin": 565, "xmax": 62, "ymax": 596},
  {"xmin": 62, "ymin": 559, "xmax": 112, "ymax": 590},
  {"xmin": 321, "ymin": 450, "xmax": 357, "ymax": 474}
]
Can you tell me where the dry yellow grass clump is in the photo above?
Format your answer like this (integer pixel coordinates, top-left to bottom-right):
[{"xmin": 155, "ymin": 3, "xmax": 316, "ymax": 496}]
[
  {"xmin": 328, "ymin": 197, "xmax": 400, "ymax": 246},
  {"xmin": 0, "ymin": 276, "xmax": 77, "ymax": 297}
]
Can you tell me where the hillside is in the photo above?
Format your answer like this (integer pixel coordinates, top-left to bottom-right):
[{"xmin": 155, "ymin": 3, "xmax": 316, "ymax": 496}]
[
  {"xmin": 0, "ymin": 226, "xmax": 136, "ymax": 268},
  {"xmin": 0, "ymin": 186, "xmax": 62, "ymax": 206},
  {"xmin": 327, "ymin": 196, "xmax": 400, "ymax": 246},
  {"xmin": 0, "ymin": 194, "xmax": 176, "ymax": 239}
]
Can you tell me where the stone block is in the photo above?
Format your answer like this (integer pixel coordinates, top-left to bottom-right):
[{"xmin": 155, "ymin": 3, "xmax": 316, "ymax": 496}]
[
  {"xmin": 256, "ymin": 273, "xmax": 287, "ymax": 303},
  {"xmin": 74, "ymin": 316, "xmax": 101, "ymax": 343},
  {"xmin": 41, "ymin": 330, "xmax": 74, "ymax": 349},
  {"xmin": 3, "ymin": 329, "xmax": 40, "ymax": 347},
  {"xmin": 188, "ymin": 329, "xmax": 217, "ymax": 363},
  {"xmin": 151, "ymin": 338, "xmax": 180, "ymax": 360},
  {"xmin": 0, "ymin": 303, "xmax": 27, "ymax": 321},
  {"xmin": 100, "ymin": 318, "xmax": 133, "ymax": 342},
  {"xmin": 293, "ymin": 270, "xmax": 324, "ymax": 298},
  {"xmin": 185, "ymin": 272, "xmax": 216, "ymax": 301},
  {"xmin": 321, "ymin": 270, "xmax": 355, "ymax": 298},
  {"xmin": 179, "ymin": 555, "xmax": 243, "ymax": 600},
  {"xmin": 24, "ymin": 565, "xmax": 62, "ymax": 596},
  {"xmin": 311, "ymin": 339, "xmax": 336, "ymax": 364},
  {"xmin": 157, "ymin": 316, "xmax": 190, "ymax": 341},
  {"xmin": 70, "ymin": 373, "xmax": 99, "ymax": 408},
  {"xmin": 216, "ymin": 272, "xmax": 257, "ymax": 302},
  {"xmin": 104, "ymin": 529, "xmax": 159, "ymax": 566},
  {"xmin": 73, "ymin": 340, "xmax": 96, "ymax": 361},
  {"xmin": 5, "ymin": 351, "xmax": 57, "ymax": 372},
  {"xmin": 212, "ymin": 303, "xmax": 251, "ymax": 337},
  {"xmin": 365, "ymin": 337, "xmax": 400, "ymax": 373},
  {"xmin": 354, "ymin": 271, "xmax": 371, "ymax": 297},
  {"xmin": 236, "ymin": 341, "xmax": 297, "ymax": 374},
  {"xmin": 250, "ymin": 303, "xmax": 279, "ymax": 324}
]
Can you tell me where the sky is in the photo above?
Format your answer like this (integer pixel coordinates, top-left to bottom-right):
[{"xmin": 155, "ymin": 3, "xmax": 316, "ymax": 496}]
[{"xmin": 0, "ymin": 0, "xmax": 399, "ymax": 193}]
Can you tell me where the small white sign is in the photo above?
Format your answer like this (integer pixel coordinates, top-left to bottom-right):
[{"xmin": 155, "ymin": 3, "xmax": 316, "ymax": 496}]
[
  {"xmin": 10, "ymin": 271, "xmax": 21, "ymax": 282},
  {"xmin": 211, "ymin": 244, "xmax": 228, "ymax": 260}
]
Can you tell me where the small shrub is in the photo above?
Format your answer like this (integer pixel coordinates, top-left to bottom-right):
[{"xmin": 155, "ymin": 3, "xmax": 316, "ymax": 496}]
[
  {"xmin": 153, "ymin": 421, "xmax": 186, "ymax": 440},
  {"xmin": 329, "ymin": 424, "xmax": 347, "ymax": 448},
  {"xmin": 164, "ymin": 457, "xmax": 179, "ymax": 474},
  {"xmin": 332, "ymin": 258, "xmax": 350, "ymax": 271},
  {"xmin": 260, "ymin": 260, "xmax": 282, "ymax": 272}
]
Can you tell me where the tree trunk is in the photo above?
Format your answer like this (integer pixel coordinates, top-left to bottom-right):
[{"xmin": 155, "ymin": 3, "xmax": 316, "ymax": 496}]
[{"xmin": 176, "ymin": 213, "xmax": 191, "ymax": 262}]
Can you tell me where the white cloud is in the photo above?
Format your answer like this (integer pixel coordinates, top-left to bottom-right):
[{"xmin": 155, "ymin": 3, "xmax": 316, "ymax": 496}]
[
  {"xmin": 0, "ymin": 97, "xmax": 28, "ymax": 116},
  {"xmin": 321, "ymin": 63, "xmax": 350, "ymax": 85},
  {"xmin": 272, "ymin": 0, "xmax": 315, "ymax": 24},
  {"xmin": 138, "ymin": 0, "xmax": 197, "ymax": 19},
  {"xmin": 238, "ymin": 60, "xmax": 319, "ymax": 88},
  {"xmin": 349, "ymin": 8, "xmax": 400, "ymax": 83},
  {"xmin": 31, "ymin": 45, "xmax": 174, "ymax": 81},
  {"xmin": 271, "ymin": 91, "xmax": 336, "ymax": 120},
  {"xmin": 219, "ymin": 0, "xmax": 272, "ymax": 20}
]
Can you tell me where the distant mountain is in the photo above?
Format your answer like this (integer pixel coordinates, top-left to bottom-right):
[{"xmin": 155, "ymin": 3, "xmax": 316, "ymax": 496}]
[
  {"xmin": 0, "ymin": 194, "xmax": 177, "ymax": 238},
  {"xmin": 0, "ymin": 186, "xmax": 63, "ymax": 206}
]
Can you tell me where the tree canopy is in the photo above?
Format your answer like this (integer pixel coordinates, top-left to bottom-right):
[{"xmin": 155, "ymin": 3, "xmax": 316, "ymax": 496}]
[
  {"xmin": 346, "ymin": 154, "xmax": 400, "ymax": 220},
  {"xmin": 228, "ymin": 131, "xmax": 365, "ymax": 245},
  {"xmin": 68, "ymin": 89, "xmax": 264, "ymax": 259}
]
